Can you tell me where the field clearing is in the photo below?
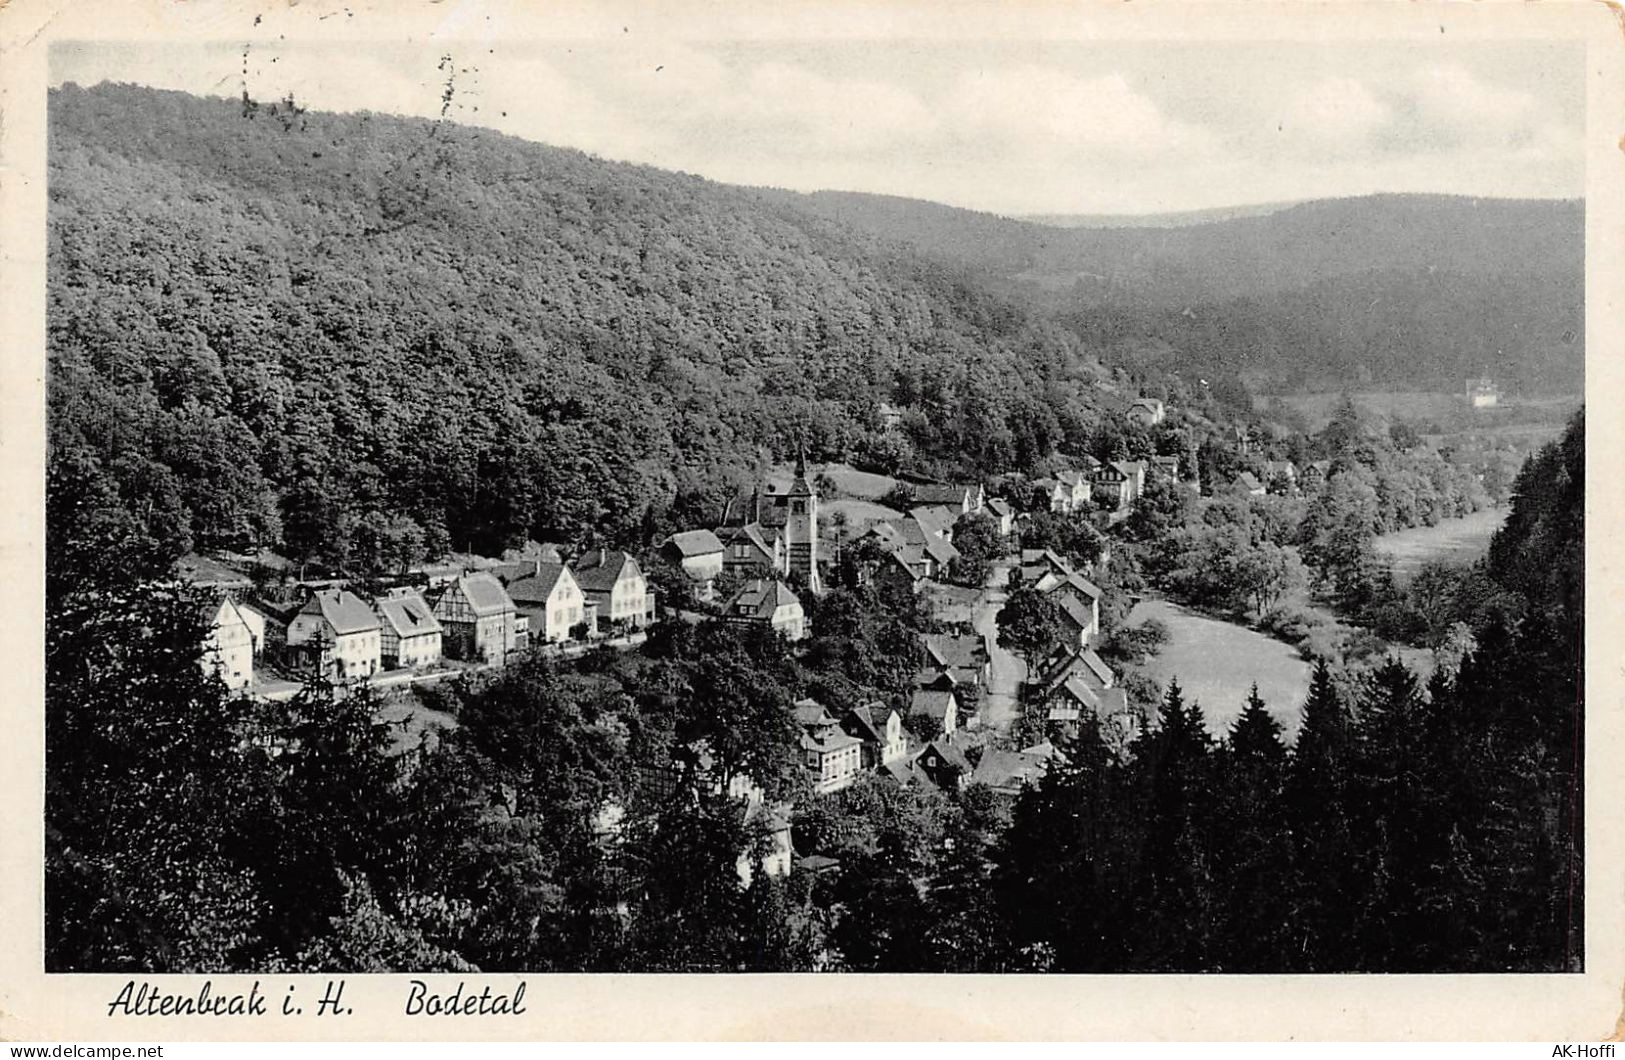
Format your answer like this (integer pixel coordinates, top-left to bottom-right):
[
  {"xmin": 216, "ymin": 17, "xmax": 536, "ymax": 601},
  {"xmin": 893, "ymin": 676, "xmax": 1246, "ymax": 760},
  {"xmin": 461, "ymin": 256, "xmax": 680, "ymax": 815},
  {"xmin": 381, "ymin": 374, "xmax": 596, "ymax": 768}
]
[
  {"xmin": 1374, "ymin": 507, "xmax": 1506, "ymax": 579},
  {"xmin": 1259, "ymin": 390, "xmax": 1581, "ymax": 435},
  {"xmin": 1257, "ymin": 390, "xmax": 1462, "ymax": 429},
  {"xmin": 823, "ymin": 498, "xmax": 901, "ymax": 530},
  {"xmin": 1125, "ymin": 599, "xmax": 1311, "ymax": 741},
  {"xmin": 764, "ymin": 462, "xmax": 898, "ymax": 500}
]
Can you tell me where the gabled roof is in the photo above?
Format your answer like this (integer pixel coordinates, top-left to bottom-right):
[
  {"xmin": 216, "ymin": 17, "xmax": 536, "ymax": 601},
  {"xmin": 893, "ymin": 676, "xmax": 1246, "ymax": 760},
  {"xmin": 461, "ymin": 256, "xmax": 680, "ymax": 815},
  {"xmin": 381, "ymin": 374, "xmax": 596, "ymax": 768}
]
[
  {"xmin": 794, "ymin": 697, "xmax": 839, "ymax": 730},
  {"xmin": 1131, "ymin": 397, "xmax": 1164, "ymax": 410},
  {"xmin": 919, "ymin": 533, "xmax": 960, "ymax": 568},
  {"xmin": 907, "ymin": 506, "xmax": 959, "ymax": 540},
  {"xmin": 1055, "ymin": 592, "xmax": 1097, "ymax": 633},
  {"xmin": 912, "ymin": 483, "xmax": 973, "ymax": 507},
  {"xmin": 925, "ymin": 632, "xmax": 988, "ymax": 670},
  {"xmin": 880, "ymin": 759, "xmax": 915, "ymax": 786},
  {"xmin": 910, "ymin": 688, "xmax": 957, "ymax": 721},
  {"xmin": 199, "ymin": 595, "xmax": 246, "ymax": 629},
  {"xmin": 971, "ymin": 748, "xmax": 1049, "ymax": 791},
  {"xmin": 725, "ymin": 578, "xmax": 802, "ymax": 616},
  {"xmin": 718, "ymin": 522, "xmax": 779, "ymax": 560},
  {"xmin": 801, "ymin": 728, "xmax": 863, "ymax": 755},
  {"xmin": 842, "ymin": 705, "xmax": 886, "ymax": 745},
  {"xmin": 916, "ymin": 667, "xmax": 959, "ymax": 690},
  {"xmin": 375, "ymin": 591, "xmax": 443, "ymax": 638},
  {"xmin": 863, "ymin": 521, "xmax": 909, "ymax": 553},
  {"xmin": 665, "ymin": 529, "xmax": 724, "ymax": 558},
  {"xmin": 1020, "ymin": 740, "xmax": 1064, "ymax": 762},
  {"xmin": 1077, "ymin": 648, "xmax": 1114, "ymax": 686},
  {"xmin": 1234, "ymin": 471, "xmax": 1264, "ymax": 490},
  {"xmin": 915, "ymin": 738, "xmax": 970, "ymax": 775},
  {"xmin": 573, "ymin": 550, "xmax": 638, "ymax": 593},
  {"xmin": 300, "ymin": 588, "xmax": 380, "ymax": 636},
  {"xmin": 1033, "ymin": 646, "xmax": 1115, "ymax": 699},
  {"xmin": 455, "ymin": 571, "xmax": 516, "ymax": 616},
  {"xmin": 506, "ymin": 562, "xmax": 571, "ymax": 605},
  {"xmin": 986, "ymin": 497, "xmax": 1014, "ymax": 517},
  {"xmin": 1044, "ymin": 571, "xmax": 1102, "ymax": 602}
]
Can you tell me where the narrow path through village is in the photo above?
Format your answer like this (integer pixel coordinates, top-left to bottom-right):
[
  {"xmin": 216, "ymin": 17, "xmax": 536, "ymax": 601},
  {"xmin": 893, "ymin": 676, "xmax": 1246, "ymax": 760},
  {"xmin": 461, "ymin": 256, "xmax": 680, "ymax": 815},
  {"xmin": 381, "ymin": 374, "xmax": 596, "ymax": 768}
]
[{"xmin": 972, "ymin": 558, "xmax": 1025, "ymax": 731}]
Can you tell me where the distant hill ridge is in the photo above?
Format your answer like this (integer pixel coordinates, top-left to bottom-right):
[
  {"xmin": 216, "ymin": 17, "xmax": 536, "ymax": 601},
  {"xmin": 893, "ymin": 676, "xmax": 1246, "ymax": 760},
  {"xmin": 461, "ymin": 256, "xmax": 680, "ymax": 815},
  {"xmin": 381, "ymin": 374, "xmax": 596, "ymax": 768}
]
[{"xmin": 755, "ymin": 187, "xmax": 1583, "ymax": 394}]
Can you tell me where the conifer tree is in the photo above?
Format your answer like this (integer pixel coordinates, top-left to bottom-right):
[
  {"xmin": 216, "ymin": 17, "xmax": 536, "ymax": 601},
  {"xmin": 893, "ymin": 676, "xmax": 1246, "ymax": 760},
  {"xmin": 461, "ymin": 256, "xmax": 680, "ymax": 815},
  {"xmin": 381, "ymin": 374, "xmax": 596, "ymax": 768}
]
[{"xmin": 1285, "ymin": 659, "xmax": 1358, "ymax": 969}]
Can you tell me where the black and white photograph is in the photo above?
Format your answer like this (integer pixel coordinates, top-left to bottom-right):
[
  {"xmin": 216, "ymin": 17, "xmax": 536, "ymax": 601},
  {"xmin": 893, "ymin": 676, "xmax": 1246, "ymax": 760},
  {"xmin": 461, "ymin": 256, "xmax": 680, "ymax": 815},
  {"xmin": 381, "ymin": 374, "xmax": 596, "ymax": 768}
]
[{"xmin": 3, "ymin": 0, "xmax": 1620, "ymax": 1042}]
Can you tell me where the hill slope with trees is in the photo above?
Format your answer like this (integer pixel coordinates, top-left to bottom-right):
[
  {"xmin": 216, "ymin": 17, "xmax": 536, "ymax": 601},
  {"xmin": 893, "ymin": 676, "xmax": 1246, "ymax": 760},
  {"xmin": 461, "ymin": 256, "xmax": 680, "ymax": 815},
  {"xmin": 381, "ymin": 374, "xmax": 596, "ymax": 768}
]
[
  {"xmin": 763, "ymin": 189, "xmax": 1584, "ymax": 395},
  {"xmin": 49, "ymin": 82, "xmax": 1144, "ymax": 573}
]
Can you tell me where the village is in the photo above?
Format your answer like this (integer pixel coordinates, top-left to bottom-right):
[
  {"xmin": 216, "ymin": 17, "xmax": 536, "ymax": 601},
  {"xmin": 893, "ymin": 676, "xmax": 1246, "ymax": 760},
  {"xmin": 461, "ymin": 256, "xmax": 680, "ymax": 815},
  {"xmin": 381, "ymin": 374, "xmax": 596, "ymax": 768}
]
[{"xmin": 183, "ymin": 385, "xmax": 1406, "ymax": 886}]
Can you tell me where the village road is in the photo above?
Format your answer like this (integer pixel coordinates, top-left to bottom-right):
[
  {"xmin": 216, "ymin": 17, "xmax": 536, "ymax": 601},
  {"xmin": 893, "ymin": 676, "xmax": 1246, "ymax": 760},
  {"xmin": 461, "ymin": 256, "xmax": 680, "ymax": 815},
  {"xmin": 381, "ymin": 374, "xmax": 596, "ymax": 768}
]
[{"xmin": 973, "ymin": 559, "xmax": 1026, "ymax": 731}]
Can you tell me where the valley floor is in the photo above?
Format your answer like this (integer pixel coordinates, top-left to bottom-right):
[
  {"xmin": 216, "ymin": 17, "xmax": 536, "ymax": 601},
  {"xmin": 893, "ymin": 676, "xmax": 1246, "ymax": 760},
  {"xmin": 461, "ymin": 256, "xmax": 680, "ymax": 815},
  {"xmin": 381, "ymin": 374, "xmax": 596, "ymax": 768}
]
[{"xmin": 1124, "ymin": 598, "xmax": 1310, "ymax": 740}]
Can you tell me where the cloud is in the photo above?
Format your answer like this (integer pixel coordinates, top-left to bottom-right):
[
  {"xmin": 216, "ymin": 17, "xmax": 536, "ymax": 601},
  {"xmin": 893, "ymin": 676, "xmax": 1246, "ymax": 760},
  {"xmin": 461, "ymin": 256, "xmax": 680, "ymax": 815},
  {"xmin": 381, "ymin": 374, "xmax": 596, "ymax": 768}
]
[
  {"xmin": 1413, "ymin": 63, "xmax": 1540, "ymax": 140},
  {"xmin": 1278, "ymin": 77, "xmax": 1391, "ymax": 149},
  {"xmin": 945, "ymin": 66, "xmax": 1211, "ymax": 158}
]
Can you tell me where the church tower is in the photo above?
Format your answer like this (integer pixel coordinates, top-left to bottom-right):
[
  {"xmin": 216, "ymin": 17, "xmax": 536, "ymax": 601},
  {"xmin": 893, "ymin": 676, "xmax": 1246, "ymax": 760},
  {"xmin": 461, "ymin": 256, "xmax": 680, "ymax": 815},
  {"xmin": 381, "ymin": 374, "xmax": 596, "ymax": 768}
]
[{"xmin": 784, "ymin": 448, "xmax": 822, "ymax": 594}]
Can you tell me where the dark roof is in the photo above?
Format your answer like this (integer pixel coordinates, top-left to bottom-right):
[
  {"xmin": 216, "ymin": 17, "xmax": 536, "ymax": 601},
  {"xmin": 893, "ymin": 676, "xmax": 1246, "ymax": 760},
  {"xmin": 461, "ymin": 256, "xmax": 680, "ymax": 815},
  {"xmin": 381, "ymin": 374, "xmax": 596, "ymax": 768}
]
[
  {"xmin": 301, "ymin": 588, "xmax": 380, "ymax": 635},
  {"xmin": 725, "ymin": 578, "xmax": 801, "ymax": 616},
  {"xmin": 506, "ymin": 562, "xmax": 570, "ymax": 605},
  {"xmin": 375, "ymin": 591, "xmax": 442, "ymax": 638},
  {"xmin": 665, "ymin": 529, "xmax": 724, "ymax": 558},
  {"xmin": 880, "ymin": 759, "xmax": 915, "ymax": 786},
  {"xmin": 573, "ymin": 550, "xmax": 637, "ymax": 593},
  {"xmin": 842, "ymin": 705, "xmax": 885, "ymax": 745},
  {"xmin": 912, "ymin": 483, "xmax": 972, "ymax": 506},
  {"xmin": 910, "ymin": 688, "xmax": 957, "ymax": 721},
  {"xmin": 915, "ymin": 738, "xmax": 971, "ymax": 774},
  {"xmin": 987, "ymin": 497, "xmax": 1014, "ymax": 516},
  {"xmin": 717, "ymin": 522, "xmax": 779, "ymax": 560},
  {"xmin": 971, "ymin": 748, "xmax": 1049, "ymax": 791},
  {"xmin": 1056, "ymin": 592, "xmax": 1096, "ymax": 632},
  {"xmin": 1058, "ymin": 572, "xmax": 1103, "ymax": 600}
]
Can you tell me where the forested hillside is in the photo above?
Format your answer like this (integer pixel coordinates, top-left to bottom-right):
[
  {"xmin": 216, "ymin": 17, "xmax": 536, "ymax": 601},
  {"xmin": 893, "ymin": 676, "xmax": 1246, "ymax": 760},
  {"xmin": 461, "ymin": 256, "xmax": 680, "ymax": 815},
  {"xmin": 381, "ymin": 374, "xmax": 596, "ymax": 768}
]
[
  {"xmin": 767, "ymin": 189, "xmax": 1584, "ymax": 394},
  {"xmin": 48, "ymin": 83, "xmax": 1139, "ymax": 573}
]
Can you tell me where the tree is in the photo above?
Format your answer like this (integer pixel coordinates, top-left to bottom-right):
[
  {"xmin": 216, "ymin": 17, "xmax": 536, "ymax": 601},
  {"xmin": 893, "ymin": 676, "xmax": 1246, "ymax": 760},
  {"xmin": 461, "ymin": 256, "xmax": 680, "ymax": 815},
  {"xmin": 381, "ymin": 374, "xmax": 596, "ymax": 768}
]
[
  {"xmin": 996, "ymin": 587, "xmax": 1065, "ymax": 675},
  {"xmin": 1284, "ymin": 660, "xmax": 1359, "ymax": 969},
  {"xmin": 950, "ymin": 511, "xmax": 1004, "ymax": 586}
]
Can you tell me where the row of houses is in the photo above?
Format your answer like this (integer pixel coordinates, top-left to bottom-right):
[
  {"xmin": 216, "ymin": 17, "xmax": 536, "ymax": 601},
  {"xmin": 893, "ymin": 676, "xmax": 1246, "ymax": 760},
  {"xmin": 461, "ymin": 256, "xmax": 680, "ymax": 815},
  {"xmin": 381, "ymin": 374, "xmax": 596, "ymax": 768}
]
[{"xmin": 199, "ymin": 549, "xmax": 656, "ymax": 690}]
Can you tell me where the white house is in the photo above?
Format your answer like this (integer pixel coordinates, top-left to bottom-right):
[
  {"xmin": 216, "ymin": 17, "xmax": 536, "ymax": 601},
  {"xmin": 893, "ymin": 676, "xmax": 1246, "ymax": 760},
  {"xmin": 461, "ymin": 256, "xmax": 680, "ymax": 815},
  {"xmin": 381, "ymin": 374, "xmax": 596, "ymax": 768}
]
[
  {"xmin": 287, "ymin": 588, "xmax": 382, "ymax": 682},
  {"xmin": 200, "ymin": 597, "xmax": 255, "ymax": 691},
  {"xmin": 506, "ymin": 560, "xmax": 588, "ymax": 644},
  {"xmin": 662, "ymin": 529, "xmax": 726, "ymax": 600},
  {"xmin": 374, "ymin": 588, "xmax": 442, "ymax": 670},
  {"xmin": 573, "ymin": 549, "xmax": 656, "ymax": 632},
  {"xmin": 1128, "ymin": 397, "xmax": 1167, "ymax": 426}
]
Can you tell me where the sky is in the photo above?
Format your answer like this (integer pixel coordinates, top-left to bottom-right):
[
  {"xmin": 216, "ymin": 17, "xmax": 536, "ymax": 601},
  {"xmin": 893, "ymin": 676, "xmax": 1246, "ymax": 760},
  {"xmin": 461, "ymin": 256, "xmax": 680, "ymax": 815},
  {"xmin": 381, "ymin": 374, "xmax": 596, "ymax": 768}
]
[{"xmin": 51, "ymin": 35, "xmax": 1584, "ymax": 217}]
